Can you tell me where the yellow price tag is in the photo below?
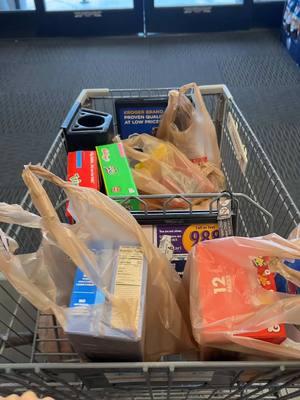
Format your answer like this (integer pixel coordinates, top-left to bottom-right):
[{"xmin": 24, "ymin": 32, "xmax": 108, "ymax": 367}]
[{"xmin": 182, "ymin": 223, "xmax": 219, "ymax": 252}]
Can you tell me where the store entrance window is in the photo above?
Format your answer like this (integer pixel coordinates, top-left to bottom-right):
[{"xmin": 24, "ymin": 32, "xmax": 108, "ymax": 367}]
[
  {"xmin": 43, "ymin": 0, "xmax": 134, "ymax": 12},
  {"xmin": 154, "ymin": 0, "xmax": 243, "ymax": 6},
  {"xmin": 146, "ymin": 0, "xmax": 251, "ymax": 33},
  {"xmin": 0, "ymin": 0, "xmax": 35, "ymax": 10},
  {"xmin": 0, "ymin": 0, "xmax": 285, "ymax": 36}
]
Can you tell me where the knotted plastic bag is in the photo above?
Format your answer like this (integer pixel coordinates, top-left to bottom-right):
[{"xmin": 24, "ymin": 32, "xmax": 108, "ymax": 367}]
[
  {"xmin": 123, "ymin": 134, "xmax": 221, "ymax": 209},
  {"xmin": 156, "ymin": 83, "xmax": 221, "ymax": 167},
  {"xmin": 184, "ymin": 234, "xmax": 300, "ymax": 359},
  {"xmin": 0, "ymin": 165, "xmax": 194, "ymax": 361}
]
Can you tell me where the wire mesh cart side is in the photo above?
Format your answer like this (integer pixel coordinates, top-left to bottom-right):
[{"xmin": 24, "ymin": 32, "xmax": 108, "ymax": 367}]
[
  {"xmin": 0, "ymin": 85, "xmax": 300, "ymax": 399},
  {"xmin": 1, "ymin": 362, "xmax": 300, "ymax": 400}
]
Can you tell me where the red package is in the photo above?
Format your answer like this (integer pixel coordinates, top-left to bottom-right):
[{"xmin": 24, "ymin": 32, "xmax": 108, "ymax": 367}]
[
  {"xmin": 66, "ymin": 151, "xmax": 100, "ymax": 223},
  {"xmin": 194, "ymin": 244, "xmax": 257, "ymax": 344},
  {"xmin": 191, "ymin": 245, "xmax": 285, "ymax": 345}
]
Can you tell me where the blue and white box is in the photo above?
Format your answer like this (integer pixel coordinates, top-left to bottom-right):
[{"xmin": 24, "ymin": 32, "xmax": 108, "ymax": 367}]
[{"xmin": 66, "ymin": 245, "xmax": 147, "ymax": 361}]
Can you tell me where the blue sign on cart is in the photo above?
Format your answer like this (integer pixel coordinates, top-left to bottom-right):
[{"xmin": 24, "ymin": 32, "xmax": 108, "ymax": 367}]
[{"xmin": 115, "ymin": 100, "xmax": 167, "ymax": 139}]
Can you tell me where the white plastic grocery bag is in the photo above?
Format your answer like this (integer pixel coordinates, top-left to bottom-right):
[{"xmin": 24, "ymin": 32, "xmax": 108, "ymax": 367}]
[
  {"xmin": 157, "ymin": 82, "xmax": 221, "ymax": 167},
  {"xmin": 0, "ymin": 165, "xmax": 195, "ymax": 361}
]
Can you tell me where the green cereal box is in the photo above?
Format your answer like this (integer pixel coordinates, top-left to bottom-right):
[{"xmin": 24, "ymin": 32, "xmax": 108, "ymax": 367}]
[{"xmin": 96, "ymin": 142, "xmax": 140, "ymax": 211}]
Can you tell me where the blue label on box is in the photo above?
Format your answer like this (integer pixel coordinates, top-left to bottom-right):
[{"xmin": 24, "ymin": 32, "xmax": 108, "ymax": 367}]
[
  {"xmin": 75, "ymin": 151, "xmax": 83, "ymax": 168},
  {"xmin": 72, "ymin": 269, "xmax": 98, "ymax": 293},
  {"xmin": 69, "ymin": 268, "xmax": 105, "ymax": 307},
  {"xmin": 117, "ymin": 106, "xmax": 165, "ymax": 139},
  {"xmin": 70, "ymin": 291, "xmax": 96, "ymax": 307}
]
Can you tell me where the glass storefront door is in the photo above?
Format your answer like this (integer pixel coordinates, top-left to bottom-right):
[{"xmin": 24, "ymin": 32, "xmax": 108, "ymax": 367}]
[
  {"xmin": 0, "ymin": 0, "xmax": 285, "ymax": 37},
  {"xmin": 146, "ymin": 0, "xmax": 252, "ymax": 33}
]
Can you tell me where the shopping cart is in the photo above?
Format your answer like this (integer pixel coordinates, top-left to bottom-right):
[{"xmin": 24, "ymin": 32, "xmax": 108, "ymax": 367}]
[{"xmin": 0, "ymin": 85, "xmax": 300, "ymax": 400}]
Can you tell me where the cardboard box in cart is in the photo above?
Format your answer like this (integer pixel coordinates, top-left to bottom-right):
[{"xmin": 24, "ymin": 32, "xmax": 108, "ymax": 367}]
[
  {"xmin": 96, "ymin": 142, "xmax": 140, "ymax": 211},
  {"xmin": 66, "ymin": 150, "xmax": 100, "ymax": 222},
  {"xmin": 66, "ymin": 245, "xmax": 148, "ymax": 361}
]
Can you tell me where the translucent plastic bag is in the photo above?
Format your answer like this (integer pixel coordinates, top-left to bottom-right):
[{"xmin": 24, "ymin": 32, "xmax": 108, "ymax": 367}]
[
  {"xmin": 0, "ymin": 203, "xmax": 75, "ymax": 360},
  {"xmin": 184, "ymin": 234, "xmax": 300, "ymax": 359},
  {"xmin": 0, "ymin": 165, "xmax": 194, "ymax": 361},
  {"xmin": 123, "ymin": 134, "xmax": 222, "ymax": 209},
  {"xmin": 156, "ymin": 83, "xmax": 221, "ymax": 167},
  {"xmin": 289, "ymin": 224, "xmax": 300, "ymax": 240},
  {"xmin": 0, "ymin": 203, "xmax": 75, "ymax": 318}
]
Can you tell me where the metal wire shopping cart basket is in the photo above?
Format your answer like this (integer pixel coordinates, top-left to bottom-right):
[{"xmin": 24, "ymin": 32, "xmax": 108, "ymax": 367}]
[{"xmin": 0, "ymin": 85, "xmax": 300, "ymax": 400}]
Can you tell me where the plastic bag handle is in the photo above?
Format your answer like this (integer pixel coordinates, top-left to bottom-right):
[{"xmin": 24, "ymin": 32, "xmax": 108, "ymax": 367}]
[
  {"xmin": 22, "ymin": 165, "xmax": 103, "ymax": 290},
  {"xmin": 123, "ymin": 142, "xmax": 149, "ymax": 162},
  {"xmin": 179, "ymin": 82, "xmax": 209, "ymax": 114},
  {"xmin": 0, "ymin": 203, "xmax": 41, "ymax": 228},
  {"xmin": 23, "ymin": 164, "xmax": 69, "ymax": 188},
  {"xmin": 288, "ymin": 224, "xmax": 300, "ymax": 241},
  {"xmin": 124, "ymin": 134, "xmax": 171, "ymax": 163},
  {"xmin": 163, "ymin": 90, "xmax": 180, "ymax": 126},
  {"xmin": 22, "ymin": 166, "xmax": 63, "ymax": 224}
]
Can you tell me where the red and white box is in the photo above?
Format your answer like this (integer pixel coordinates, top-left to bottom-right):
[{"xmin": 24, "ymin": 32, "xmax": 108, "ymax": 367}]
[{"xmin": 66, "ymin": 151, "xmax": 100, "ymax": 223}]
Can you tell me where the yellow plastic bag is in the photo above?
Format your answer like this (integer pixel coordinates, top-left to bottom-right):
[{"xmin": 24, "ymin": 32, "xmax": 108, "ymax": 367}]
[
  {"xmin": 157, "ymin": 83, "xmax": 221, "ymax": 167},
  {"xmin": 184, "ymin": 234, "xmax": 300, "ymax": 359},
  {"xmin": 124, "ymin": 134, "xmax": 221, "ymax": 209},
  {"xmin": 0, "ymin": 165, "xmax": 195, "ymax": 361}
]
